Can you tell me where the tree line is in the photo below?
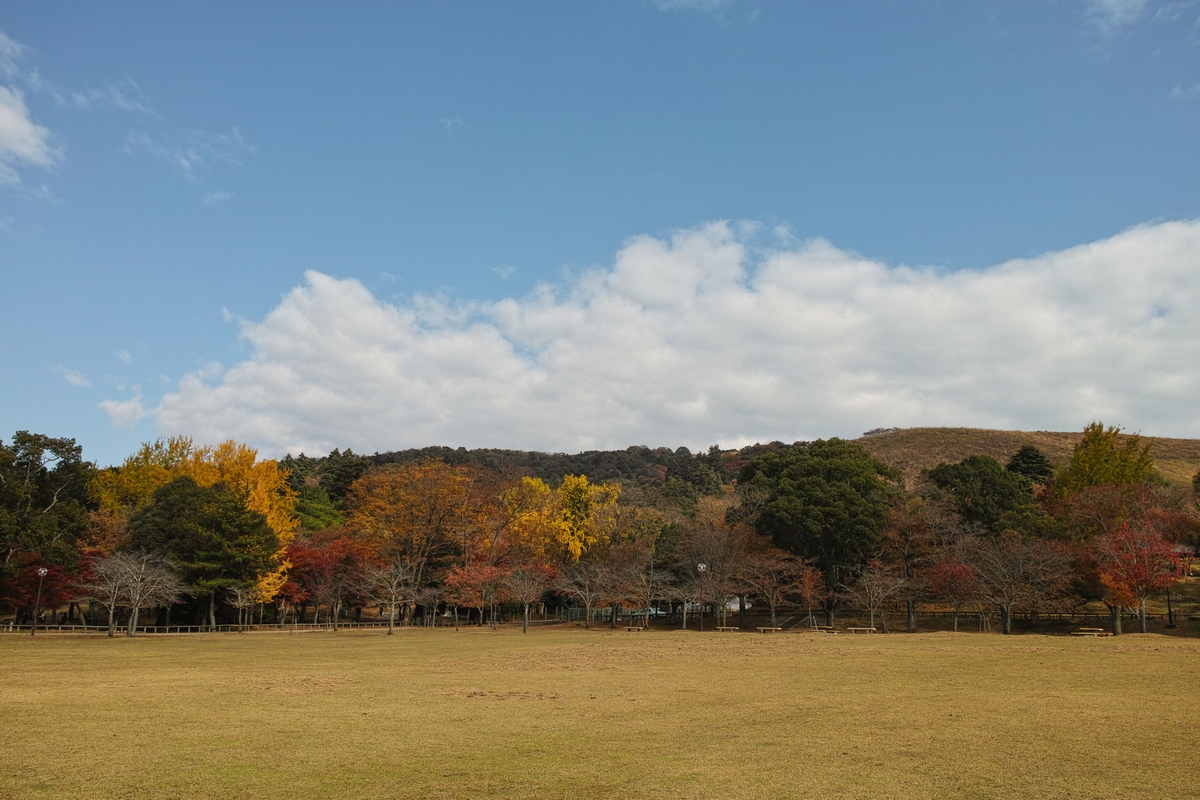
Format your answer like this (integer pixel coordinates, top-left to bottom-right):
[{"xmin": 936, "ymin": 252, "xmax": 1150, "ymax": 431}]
[{"xmin": 2, "ymin": 423, "xmax": 1196, "ymax": 637}]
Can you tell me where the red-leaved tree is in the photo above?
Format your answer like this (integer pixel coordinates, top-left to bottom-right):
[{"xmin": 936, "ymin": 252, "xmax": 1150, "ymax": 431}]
[
  {"xmin": 928, "ymin": 558, "xmax": 978, "ymax": 632},
  {"xmin": 1095, "ymin": 521, "xmax": 1185, "ymax": 633}
]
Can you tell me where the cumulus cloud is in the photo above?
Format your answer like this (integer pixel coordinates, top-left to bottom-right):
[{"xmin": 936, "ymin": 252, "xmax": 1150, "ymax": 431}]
[
  {"xmin": 0, "ymin": 85, "xmax": 58, "ymax": 185},
  {"xmin": 100, "ymin": 393, "xmax": 147, "ymax": 429},
  {"xmin": 203, "ymin": 190, "xmax": 233, "ymax": 205},
  {"xmin": 147, "ymin": 220, "xmax": 1200, "ymax": 457},
  {"xmin": 1171, "ymin": 82, "xmax": 1200, "ymax": 99}
]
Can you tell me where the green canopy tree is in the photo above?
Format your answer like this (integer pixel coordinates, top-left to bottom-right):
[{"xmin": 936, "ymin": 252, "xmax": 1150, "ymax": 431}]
[
  {"xmin": 1049, "ymin": 422, "xmax": 1157, "ymax": 497},
  {"xmin": 738, "ymin": 439, "xmax": 897, "ymax": 623},
  {"xmin": 1, "ymin": 432, "xmax": 94, "ymax": 615},
  {"xmin": 1005, "ymin": 444, "xmax": 1054, "ymax": 483},
  {"xmin": 127, "ymin": 477, "xmax": 279, "ymax": 628},
  {"xmin": 927, "ymin": 455, "xmax": 1033, "ymax": 533}
]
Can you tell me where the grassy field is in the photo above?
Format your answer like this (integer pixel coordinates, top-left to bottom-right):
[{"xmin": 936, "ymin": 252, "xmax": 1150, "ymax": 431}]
[
  {"xmin": 2, "ymin": 628, "xmax": 1197, "ymax": 800},
  {"xmin": 856, "ymin": 427, "xmax": 1200, "ymax": 486}
]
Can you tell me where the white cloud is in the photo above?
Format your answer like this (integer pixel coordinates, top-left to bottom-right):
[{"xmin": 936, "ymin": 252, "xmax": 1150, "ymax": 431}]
[
  {"xmin": 0, "ymin": 30, "xmax": 24, "ymax": 80},
  {"xmin": 0, "ymin": 85, "xmax": 58, "ymax": 185},
  {"xmin": 116, "ymin": 349, "xmax": 132, "ymax": 364},
  {"xmin": 1171, "ymin": 82, "xmax": 1200, "ymax": 98},
  {"xmin": 203, "ymin": 190, "xmax": 233, "ymax": 205},
  {"xmin": 494, "ymin": 265, "xmax": 516, "ymax": 279},
  {"xmin": 123, "ymin": 127, "xmax": 256, "ymax": 180},
  {"xmin": 54, "ymin": 366, "xmax": 92, "ymax": 388},
  {"xmin": 151, "ymin": 219, "xmax": 1200, "ymax": 457},
  {"xmin": 1086, "ymin": 0, "xmax": 1149, "ymax": 33},
  {"xmin": 100, "ymin": 393, "xmax": 147, "ymax": 429}
]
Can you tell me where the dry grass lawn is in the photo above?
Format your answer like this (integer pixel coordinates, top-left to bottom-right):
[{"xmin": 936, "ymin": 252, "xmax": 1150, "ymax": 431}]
[{"xmin": 2, "ymin": 627, "xmax": 1197, "ymax": 800}]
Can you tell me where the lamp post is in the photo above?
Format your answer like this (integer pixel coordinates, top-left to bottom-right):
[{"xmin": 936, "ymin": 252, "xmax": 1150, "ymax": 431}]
[
  {"xmin": 697, "ymin": 563, "xmax": 707, "ymax": 632},
  {"xmin": 31, "ymin": 567, "xmax": 48, "ymax": 637}
]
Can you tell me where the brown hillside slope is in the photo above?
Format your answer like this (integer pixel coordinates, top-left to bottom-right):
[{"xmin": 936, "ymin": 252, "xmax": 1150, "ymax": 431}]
[{"xmin": 854, "ymin": 427, "xmax": 1200, "ymax": 487}]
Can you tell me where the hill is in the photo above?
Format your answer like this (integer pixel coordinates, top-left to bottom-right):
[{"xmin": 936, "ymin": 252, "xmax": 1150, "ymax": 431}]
[{"xmin": 855, "ymin": 427, "xmax": 1200, "ymax": 486}]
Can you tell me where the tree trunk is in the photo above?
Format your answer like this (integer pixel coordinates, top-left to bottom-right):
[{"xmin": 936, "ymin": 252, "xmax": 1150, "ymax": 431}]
[
  {"xmin": 523, "ymin": 602, "xmax": 529, "ymax": 634},
  {"xmin": 106, "ymin": 601, "xmax": 117, "ymax": 638},
  {"xmin": 387, "ymin": 602, "xmax": 396, "ymax": 635},
  {"xmin": 207, "ymin": 592, "xmax": 216, "ymax": 631},
  {"xmin": 1001, "ymin": 606, "xmax": 1012, "ymax": 635},
  {"xmin": 1110, "ymin": 604, "xmax": 1122, "ymax": 635},
  {"xmin": 584, "ymin": 601, "xmax": 593, "ymax": 630},
  {"xmin": 906, "ymin": 599, "xmax": 917, "ymax": 633},
  {"xmin": 868, "ymin": 607, "xmax": 875, "ymax": 628},
  {"xmin": 738, "ymin": 595, "xmax": 746, "ymax": 630},
  {"xmin": 951, "ymin": 607, "xmax": 959, "ymax": 633},
  {"xmin": 1138, "ymin": 598, "xmax": 1148, "ymax": 633},
  {"xmin": 453, "ymin": 606, "xmax": 459, "ymax": 631},
  {"xmin": 126, "ymin": 605, "xmax": 140, "ymax": 638},
  {"xmin": 1166, "ymin": 588, "xmax": 1175, "ymax": 628},
  {"xmin": 610, "ymin": 603, "xmax": 618, "ymax": 629},
  {"xmin": 770, "ymin": 603, "xmax": 777, "ymax": 628},
  {"xmin": 681, "ymin": 603, "xmax": 688, "ymax": 630}
]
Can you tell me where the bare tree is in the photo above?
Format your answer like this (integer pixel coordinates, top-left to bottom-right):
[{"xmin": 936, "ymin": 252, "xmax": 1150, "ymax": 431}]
[
  {"xmin": 671, "ymin": 577, "xmax": 704, "ymax": 631},
  {"xmin": 796, "ymin": 565, "xmax": 826, "ymax": 630},
  {"xmin": 504, "ymin": 565, "xmax": 554, "ymax": 633},
  {"xmin": 629, "ymin": 547, "xmax": 672, "ymax": 630},
  {"xmin": 741, "ymin": 550, "xmax": 800, "ymax": 628},
  {"xmin": 840, "ymin": 560, "xmax": 905, "ymax": 631},
  {"xmin": 556, "ymin": 560, "xmax": 606, "ymax": 629},
  {"xmin": 416, "ymin": 583, "xmax": 445, "ymax": 627},
  {"xmin": 118, "ymin": 553, "xmax": 185, "ymax": 637},
  {"xmin": 228, "ymin": 584, "xmax": 255, "ymax": 632},
  {"xmin": 358, "ymin": 560, "xmax": 415, "ymax": 635},
  {"xmin": 965, "ymin": 534, "xmax": 1071, "ymax": 635},
  {"xmin": 73, "ymin": 556, "xmax": 127, "ymax": 638}
]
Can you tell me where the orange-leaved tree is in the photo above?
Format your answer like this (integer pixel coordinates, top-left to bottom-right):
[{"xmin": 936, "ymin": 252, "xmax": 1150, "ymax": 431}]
[{"xmin": 345, "ymin": 460, "xmax": 481, "ymax": 620}]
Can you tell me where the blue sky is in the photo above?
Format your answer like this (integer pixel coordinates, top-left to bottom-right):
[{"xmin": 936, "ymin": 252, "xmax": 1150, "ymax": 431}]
[{"xmin": 3, "ymin": 1, "xmax": 1200, "ymax": 465}]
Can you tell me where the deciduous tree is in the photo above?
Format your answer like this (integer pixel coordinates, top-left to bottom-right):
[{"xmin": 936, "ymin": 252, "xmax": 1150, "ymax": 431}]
[
  {"xmin": 1094, "ymin": 522, "xmax": 1185, "ymax": 633},
  {"xmin": 928, "ymin": 557, "xmax": 978, "ymax": 632}
]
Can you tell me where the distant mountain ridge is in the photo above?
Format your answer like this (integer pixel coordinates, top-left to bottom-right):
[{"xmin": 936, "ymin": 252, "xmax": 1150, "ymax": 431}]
[{"xmin": 854, "ymin": 427, "xmax": 1200, "ymax": 486}]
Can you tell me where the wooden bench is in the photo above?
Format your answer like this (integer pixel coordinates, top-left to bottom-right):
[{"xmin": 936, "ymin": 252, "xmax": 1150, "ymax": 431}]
[
  {"xmin": 624, "ymin": 626, "xmax": 644, "ymax": 632},
  {"xmin": 715, "ymin": 626, "xmax": 738, "ymax": 632},
  {"xmin": 810, "ymin": 624, "xmax": 834, "ymax": 630},
  {"xmin": 1071, "ymin": 628, "xmax": 1110, "ymax": 637},
  {"xmin": 756, "ymin": 627, "xmax": 783, "ymax": 633},
  {"xmin": 847, "ymin": 627, "xmax": 876, "ymax": 634}
]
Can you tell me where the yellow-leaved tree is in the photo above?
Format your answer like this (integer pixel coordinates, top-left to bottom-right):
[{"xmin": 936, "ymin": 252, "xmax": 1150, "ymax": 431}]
[
  {"xmin": 555, "ymin": 474, "xmax": 620, "ymax": 561},
  {"xmin": 90, "ymin": 436, "xmax": 297, "ymax": 602}
]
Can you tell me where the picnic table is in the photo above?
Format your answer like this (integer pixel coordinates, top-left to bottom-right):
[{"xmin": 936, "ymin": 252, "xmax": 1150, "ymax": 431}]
[
  {"xmin": 847, "ymin": 627, "xmax": 876, "ymax": 634},
  {"xmin": 756, "ymin": 626, "xmax": 783, "ymax": 633},
  {"xmin": 1071, "ymin": 627, "xmax": 1110, "ymax": 637},
  {"xmin": 715, "ymin": 626, "xmax": 738, "ymax": 632}
]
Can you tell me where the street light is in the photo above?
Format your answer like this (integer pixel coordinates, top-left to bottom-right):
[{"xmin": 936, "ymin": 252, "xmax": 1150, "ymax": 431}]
[
  {"xmin": 697, "ymin": 564, "xmax": 708, "ymax": 631},
  {"xmin": 31, "ymin": 567, "xmax": 48, "ymax": 637}
]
